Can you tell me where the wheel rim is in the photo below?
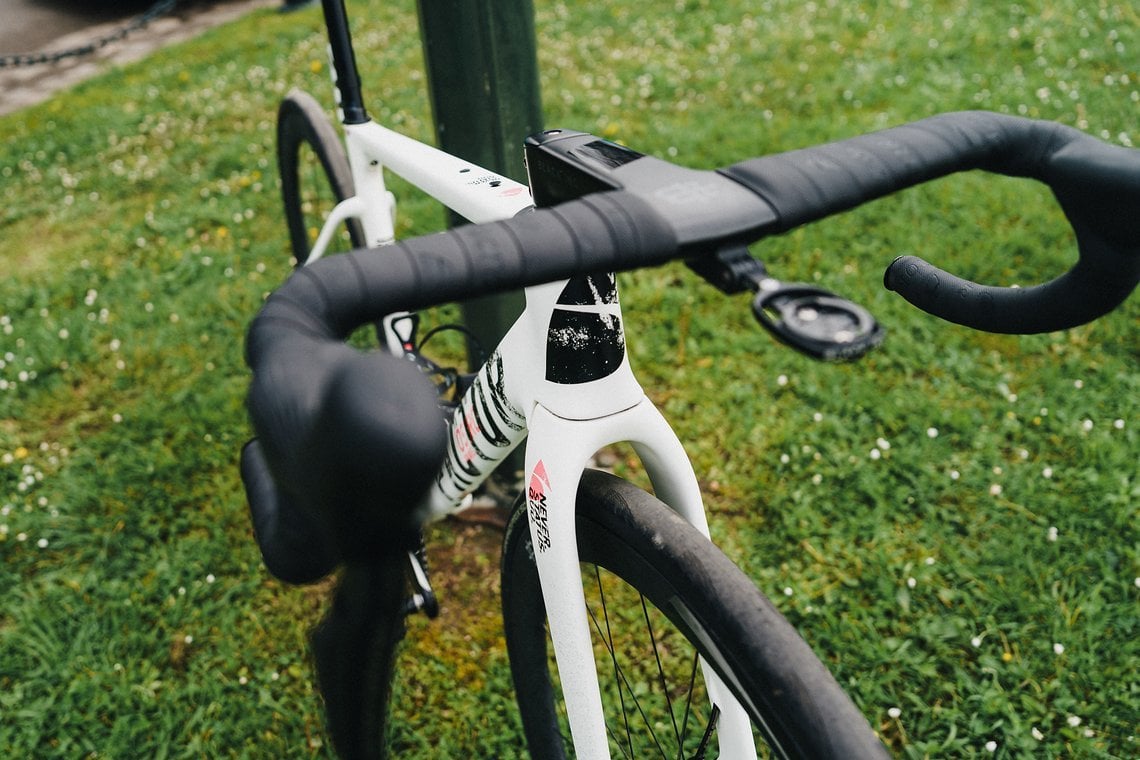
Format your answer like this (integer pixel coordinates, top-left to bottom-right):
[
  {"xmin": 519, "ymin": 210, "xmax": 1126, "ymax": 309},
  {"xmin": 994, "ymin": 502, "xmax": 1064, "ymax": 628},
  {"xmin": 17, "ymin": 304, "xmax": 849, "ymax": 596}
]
[{"xmin": 292, "ymin": 140, "xmax": 357, "ymax": 265}]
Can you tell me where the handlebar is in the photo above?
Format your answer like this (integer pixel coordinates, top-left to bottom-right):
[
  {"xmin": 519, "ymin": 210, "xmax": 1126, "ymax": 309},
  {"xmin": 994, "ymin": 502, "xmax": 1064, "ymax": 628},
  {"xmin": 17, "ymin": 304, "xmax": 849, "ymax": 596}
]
[
  {"xmin": 720, "ymin": 111, "xmax": 1139, "ymax": 332},
  {"xmin": 244, "ymin": 111, "xmax": 1138, "ymax": 570}
]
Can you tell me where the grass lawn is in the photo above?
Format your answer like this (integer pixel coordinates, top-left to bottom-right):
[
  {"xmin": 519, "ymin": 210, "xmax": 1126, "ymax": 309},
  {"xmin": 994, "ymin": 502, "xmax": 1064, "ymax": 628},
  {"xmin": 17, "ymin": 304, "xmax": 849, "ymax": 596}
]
[{"xmin": 1, "ymin": 0, "xmax": 1136, "ymax": 757}]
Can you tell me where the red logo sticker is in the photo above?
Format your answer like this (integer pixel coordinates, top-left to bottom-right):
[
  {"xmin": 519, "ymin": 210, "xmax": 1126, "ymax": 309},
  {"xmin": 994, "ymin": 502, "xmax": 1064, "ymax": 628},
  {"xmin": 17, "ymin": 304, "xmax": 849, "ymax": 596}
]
[{"xmin": 527, "ymin": 461, "xmax": 552, "ymax": 552}]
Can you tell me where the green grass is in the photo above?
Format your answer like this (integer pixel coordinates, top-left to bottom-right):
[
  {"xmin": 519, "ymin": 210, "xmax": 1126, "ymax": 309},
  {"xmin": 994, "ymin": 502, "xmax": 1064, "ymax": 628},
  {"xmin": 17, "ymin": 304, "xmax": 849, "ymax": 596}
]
[{"xmin": 1, "ymin": 0, "xmax": 1137, "ymax": 757}]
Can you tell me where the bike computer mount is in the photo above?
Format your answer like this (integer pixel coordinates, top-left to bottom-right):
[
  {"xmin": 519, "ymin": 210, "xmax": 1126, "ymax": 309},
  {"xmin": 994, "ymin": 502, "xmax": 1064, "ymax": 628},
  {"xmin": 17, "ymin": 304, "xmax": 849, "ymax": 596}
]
[{"xmin": 688, "ymin": 247, "xmax": 884, "ymax": 361}]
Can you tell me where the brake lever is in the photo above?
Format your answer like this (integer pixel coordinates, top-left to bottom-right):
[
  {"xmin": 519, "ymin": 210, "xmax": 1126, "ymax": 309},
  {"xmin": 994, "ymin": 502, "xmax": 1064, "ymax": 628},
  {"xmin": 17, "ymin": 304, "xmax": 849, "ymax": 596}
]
[{"xmin": 688, "ymin": 247, "xmax": 884, "ymax": 361}]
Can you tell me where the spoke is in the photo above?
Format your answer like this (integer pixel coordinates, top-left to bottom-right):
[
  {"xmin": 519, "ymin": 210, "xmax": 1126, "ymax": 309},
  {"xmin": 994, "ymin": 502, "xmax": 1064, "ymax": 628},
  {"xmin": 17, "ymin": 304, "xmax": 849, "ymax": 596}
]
[
  {"xmin": 640, "ymin": 593, "xmax": 683, "ymax": 749},
  {"xmin": 678, "ymin": 651, "xmax": 701, "ymax": 756},
  {"xmin": 592, "ymin": 564, "xmax": 635, "ymax": 759},
  {"xmin": 584, "ymin": 566, "xmax": 671, "ymax": 758}
]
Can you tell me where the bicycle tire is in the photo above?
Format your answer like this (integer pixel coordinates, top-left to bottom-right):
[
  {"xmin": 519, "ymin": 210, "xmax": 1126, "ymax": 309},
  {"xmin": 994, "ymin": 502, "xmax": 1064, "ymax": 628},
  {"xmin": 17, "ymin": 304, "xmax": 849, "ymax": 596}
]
[
  {"xmin": 501, "ymin": 469, "xmax": 890, "ymax": 759},
  {"xmin": 277, "ymin": 89, "xmax": 366, "ymax": 266}
]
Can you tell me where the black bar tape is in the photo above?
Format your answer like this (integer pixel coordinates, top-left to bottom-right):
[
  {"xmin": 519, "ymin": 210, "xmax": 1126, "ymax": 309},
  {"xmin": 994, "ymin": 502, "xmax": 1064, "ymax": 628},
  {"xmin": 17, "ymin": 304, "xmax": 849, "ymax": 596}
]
[
  {"xmin": 244, "ymin": 191, "xmax": 679, "ymax": 557},
  {"xmin": 240, "ymin": 439, "xmax": 339, "ymax": 584},
  {"xmin": 884, "ymin": 254, "xmax": 1133, "ymax": 334},
  {"xmin": 247, "ymin": 190, "xmax": 677, "ymax": 358},
  {"xmin": 722, "ymin": 111, "xmax": 1139, "ymax": 332},
  {"xmin": 721, "ymin": 111, "xmax": 1059, "ymax": 231}
]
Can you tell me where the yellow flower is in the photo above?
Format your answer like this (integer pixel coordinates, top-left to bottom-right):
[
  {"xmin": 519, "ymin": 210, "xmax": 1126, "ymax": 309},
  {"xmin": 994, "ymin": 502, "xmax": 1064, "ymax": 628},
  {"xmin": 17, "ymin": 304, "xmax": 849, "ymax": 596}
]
[{"xmin": 14, "ymin": 447, "xmax": 28, "ymax": 460}]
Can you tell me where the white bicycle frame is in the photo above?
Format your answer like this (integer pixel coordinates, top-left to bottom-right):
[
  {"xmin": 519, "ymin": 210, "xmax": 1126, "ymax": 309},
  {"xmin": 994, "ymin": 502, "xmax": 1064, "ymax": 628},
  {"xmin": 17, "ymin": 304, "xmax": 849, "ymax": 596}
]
[{"xmin": 304, "ymin": 111, "xmax": 758, "ymax": 757}]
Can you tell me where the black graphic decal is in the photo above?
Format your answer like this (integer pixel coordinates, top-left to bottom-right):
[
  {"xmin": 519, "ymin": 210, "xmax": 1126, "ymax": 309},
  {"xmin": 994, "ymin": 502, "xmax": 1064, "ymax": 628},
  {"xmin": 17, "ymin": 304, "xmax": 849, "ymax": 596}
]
[
  {"xmin": 435, "ymin": 351, "xmax": 527, "ymax": 502},
  {"xmin": 546, "ymin": 310, "xmax": 625, "ymax": 384},
  {"xmin": 557, "ymin": 273, "xmax": 618, "ymax": 306}
]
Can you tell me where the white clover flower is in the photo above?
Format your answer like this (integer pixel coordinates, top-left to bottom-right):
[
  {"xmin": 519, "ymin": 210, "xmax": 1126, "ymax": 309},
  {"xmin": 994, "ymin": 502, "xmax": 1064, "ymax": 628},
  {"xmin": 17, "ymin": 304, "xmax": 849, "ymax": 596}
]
[
  {"xmin": 1042, "ymin": 467, "xmax": 1053, "ymax": 479},
  {"xmin": 1047, "ymin": 526, "xmax": 1059, "ymax": 542},
  {"xmin": 783, "ymin": 587, "xmax": 793, "ymax": 597},
  {"xmin": 37, "ymin": 538, "xmax": 48, "ymax": 549},
  {"xmin": 950, "ymin": 470, "xmax": 960, "ymax": 480},
  {"xmin": 1067, "ymin": 715, "xmax": 1081, "ymax": 727},
  {"xmin": 989, "ymin": 484, "xmax": 1003, "ymax": 496},
  {"xmin": 1081, "ymin": 419, "xmax": 1094, "ymax": 432},
  {"xmin": 1114, "ymin": 419, "xmax": 1125, "ymax": 430},
  {"xmin": 206, "ymin": 574, "xmax": 216, "ymax": 584},
  {"xmin": 926, "ymin": 427, "xmax": 939, "ymax": 438},
  {"xmin": 907, "ymin": 577, "xmax": 917, "ymax": 589},
  {"xmin": 1053, "ymin": 642, "xmax": 1065, "ymax": 655},
  {"xmin": 887, "ymin": 707, "xmax": 901, "ymax": 719},
  {"xmin": 971, "ymin": 636, "xmax": 982, "ymax": 647},
  {"xmin": 1031, "ymin": 727, "xmax": 1044, "ymax": 741},
  {"xmin": 869, "ymin": 449, "xmax": 882, "ymax": 460},
  {"xmin": 985, "ymin": 740, "xmax": 998, "ymax": 752},
  {"xmin": 776, "ymin": 374, "xmax": 788, "ymax": 387}
]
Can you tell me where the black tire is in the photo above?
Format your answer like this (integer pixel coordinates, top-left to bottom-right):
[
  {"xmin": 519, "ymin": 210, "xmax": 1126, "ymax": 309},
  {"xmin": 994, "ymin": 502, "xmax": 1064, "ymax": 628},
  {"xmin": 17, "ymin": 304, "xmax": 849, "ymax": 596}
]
[
  {"xmin": 501, "ymin": 470, "xmax": 890, "ymax": 759},
  {"xmin": 277, "ymin": 89, "xmax": 366, "ymax": 266}
]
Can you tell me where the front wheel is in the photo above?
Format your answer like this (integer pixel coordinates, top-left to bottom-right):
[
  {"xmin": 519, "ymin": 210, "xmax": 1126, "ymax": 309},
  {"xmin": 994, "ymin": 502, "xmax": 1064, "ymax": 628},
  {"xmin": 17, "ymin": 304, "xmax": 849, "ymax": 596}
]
[
  {"xmin": 500, "ymin": 469, "xmax": 890, "ymax": 759},
  {"xmin": 277, "ymin": 89, "xmax": 366, "ymax": 266}
]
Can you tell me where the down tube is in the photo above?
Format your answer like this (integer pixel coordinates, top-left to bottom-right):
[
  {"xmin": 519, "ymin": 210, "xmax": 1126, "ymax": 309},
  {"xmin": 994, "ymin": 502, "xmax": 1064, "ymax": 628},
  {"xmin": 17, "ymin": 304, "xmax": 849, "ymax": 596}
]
[{"xmin": 423, "ymin": 349, "xmax": 528, "ymax": 518}]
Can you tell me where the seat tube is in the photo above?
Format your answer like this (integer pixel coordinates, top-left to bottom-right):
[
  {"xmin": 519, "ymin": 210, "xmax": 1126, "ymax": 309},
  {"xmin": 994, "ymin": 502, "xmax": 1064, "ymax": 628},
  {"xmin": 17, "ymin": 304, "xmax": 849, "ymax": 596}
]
[{"xmin": 320, "ymin": 0, "xmax": 368, "ymax": 124}]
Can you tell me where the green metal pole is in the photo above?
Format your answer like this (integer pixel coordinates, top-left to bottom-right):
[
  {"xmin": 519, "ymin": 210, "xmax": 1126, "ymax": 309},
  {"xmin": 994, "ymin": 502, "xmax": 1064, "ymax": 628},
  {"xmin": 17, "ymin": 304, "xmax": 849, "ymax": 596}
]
[{"xmin": 416, "ymin": 0, "xmax": 543, "ymax": 479}]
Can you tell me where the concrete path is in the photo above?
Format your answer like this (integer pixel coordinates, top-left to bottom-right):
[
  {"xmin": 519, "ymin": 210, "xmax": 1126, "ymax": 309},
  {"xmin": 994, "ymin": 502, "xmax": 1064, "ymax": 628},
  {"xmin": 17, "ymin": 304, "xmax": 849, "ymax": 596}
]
[{"xmin": 0, "ymin": 0, "xmax": 277, "ymax": 116}]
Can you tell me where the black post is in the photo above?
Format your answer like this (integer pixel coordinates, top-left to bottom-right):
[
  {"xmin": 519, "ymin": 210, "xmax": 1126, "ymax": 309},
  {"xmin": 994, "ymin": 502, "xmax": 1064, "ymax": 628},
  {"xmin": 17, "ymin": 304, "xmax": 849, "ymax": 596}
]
[{"xmin": 416, "ymin": 0, "xmax": 543, "ymax": 363}]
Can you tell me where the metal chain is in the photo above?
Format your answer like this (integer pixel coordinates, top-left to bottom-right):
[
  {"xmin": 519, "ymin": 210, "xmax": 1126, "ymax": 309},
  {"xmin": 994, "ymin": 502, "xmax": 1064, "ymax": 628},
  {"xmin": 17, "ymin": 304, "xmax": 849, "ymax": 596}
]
[{"xmin": 0, "ymin": 0, "xmax": 180, "ymax": 68}]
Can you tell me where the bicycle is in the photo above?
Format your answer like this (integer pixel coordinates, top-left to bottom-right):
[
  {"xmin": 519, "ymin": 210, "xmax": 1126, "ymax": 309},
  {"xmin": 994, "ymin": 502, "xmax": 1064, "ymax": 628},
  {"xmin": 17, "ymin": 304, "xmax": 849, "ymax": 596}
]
[{"xmin": 240, "ymin": 1, "xmax": 1140, "ymax": 757}]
